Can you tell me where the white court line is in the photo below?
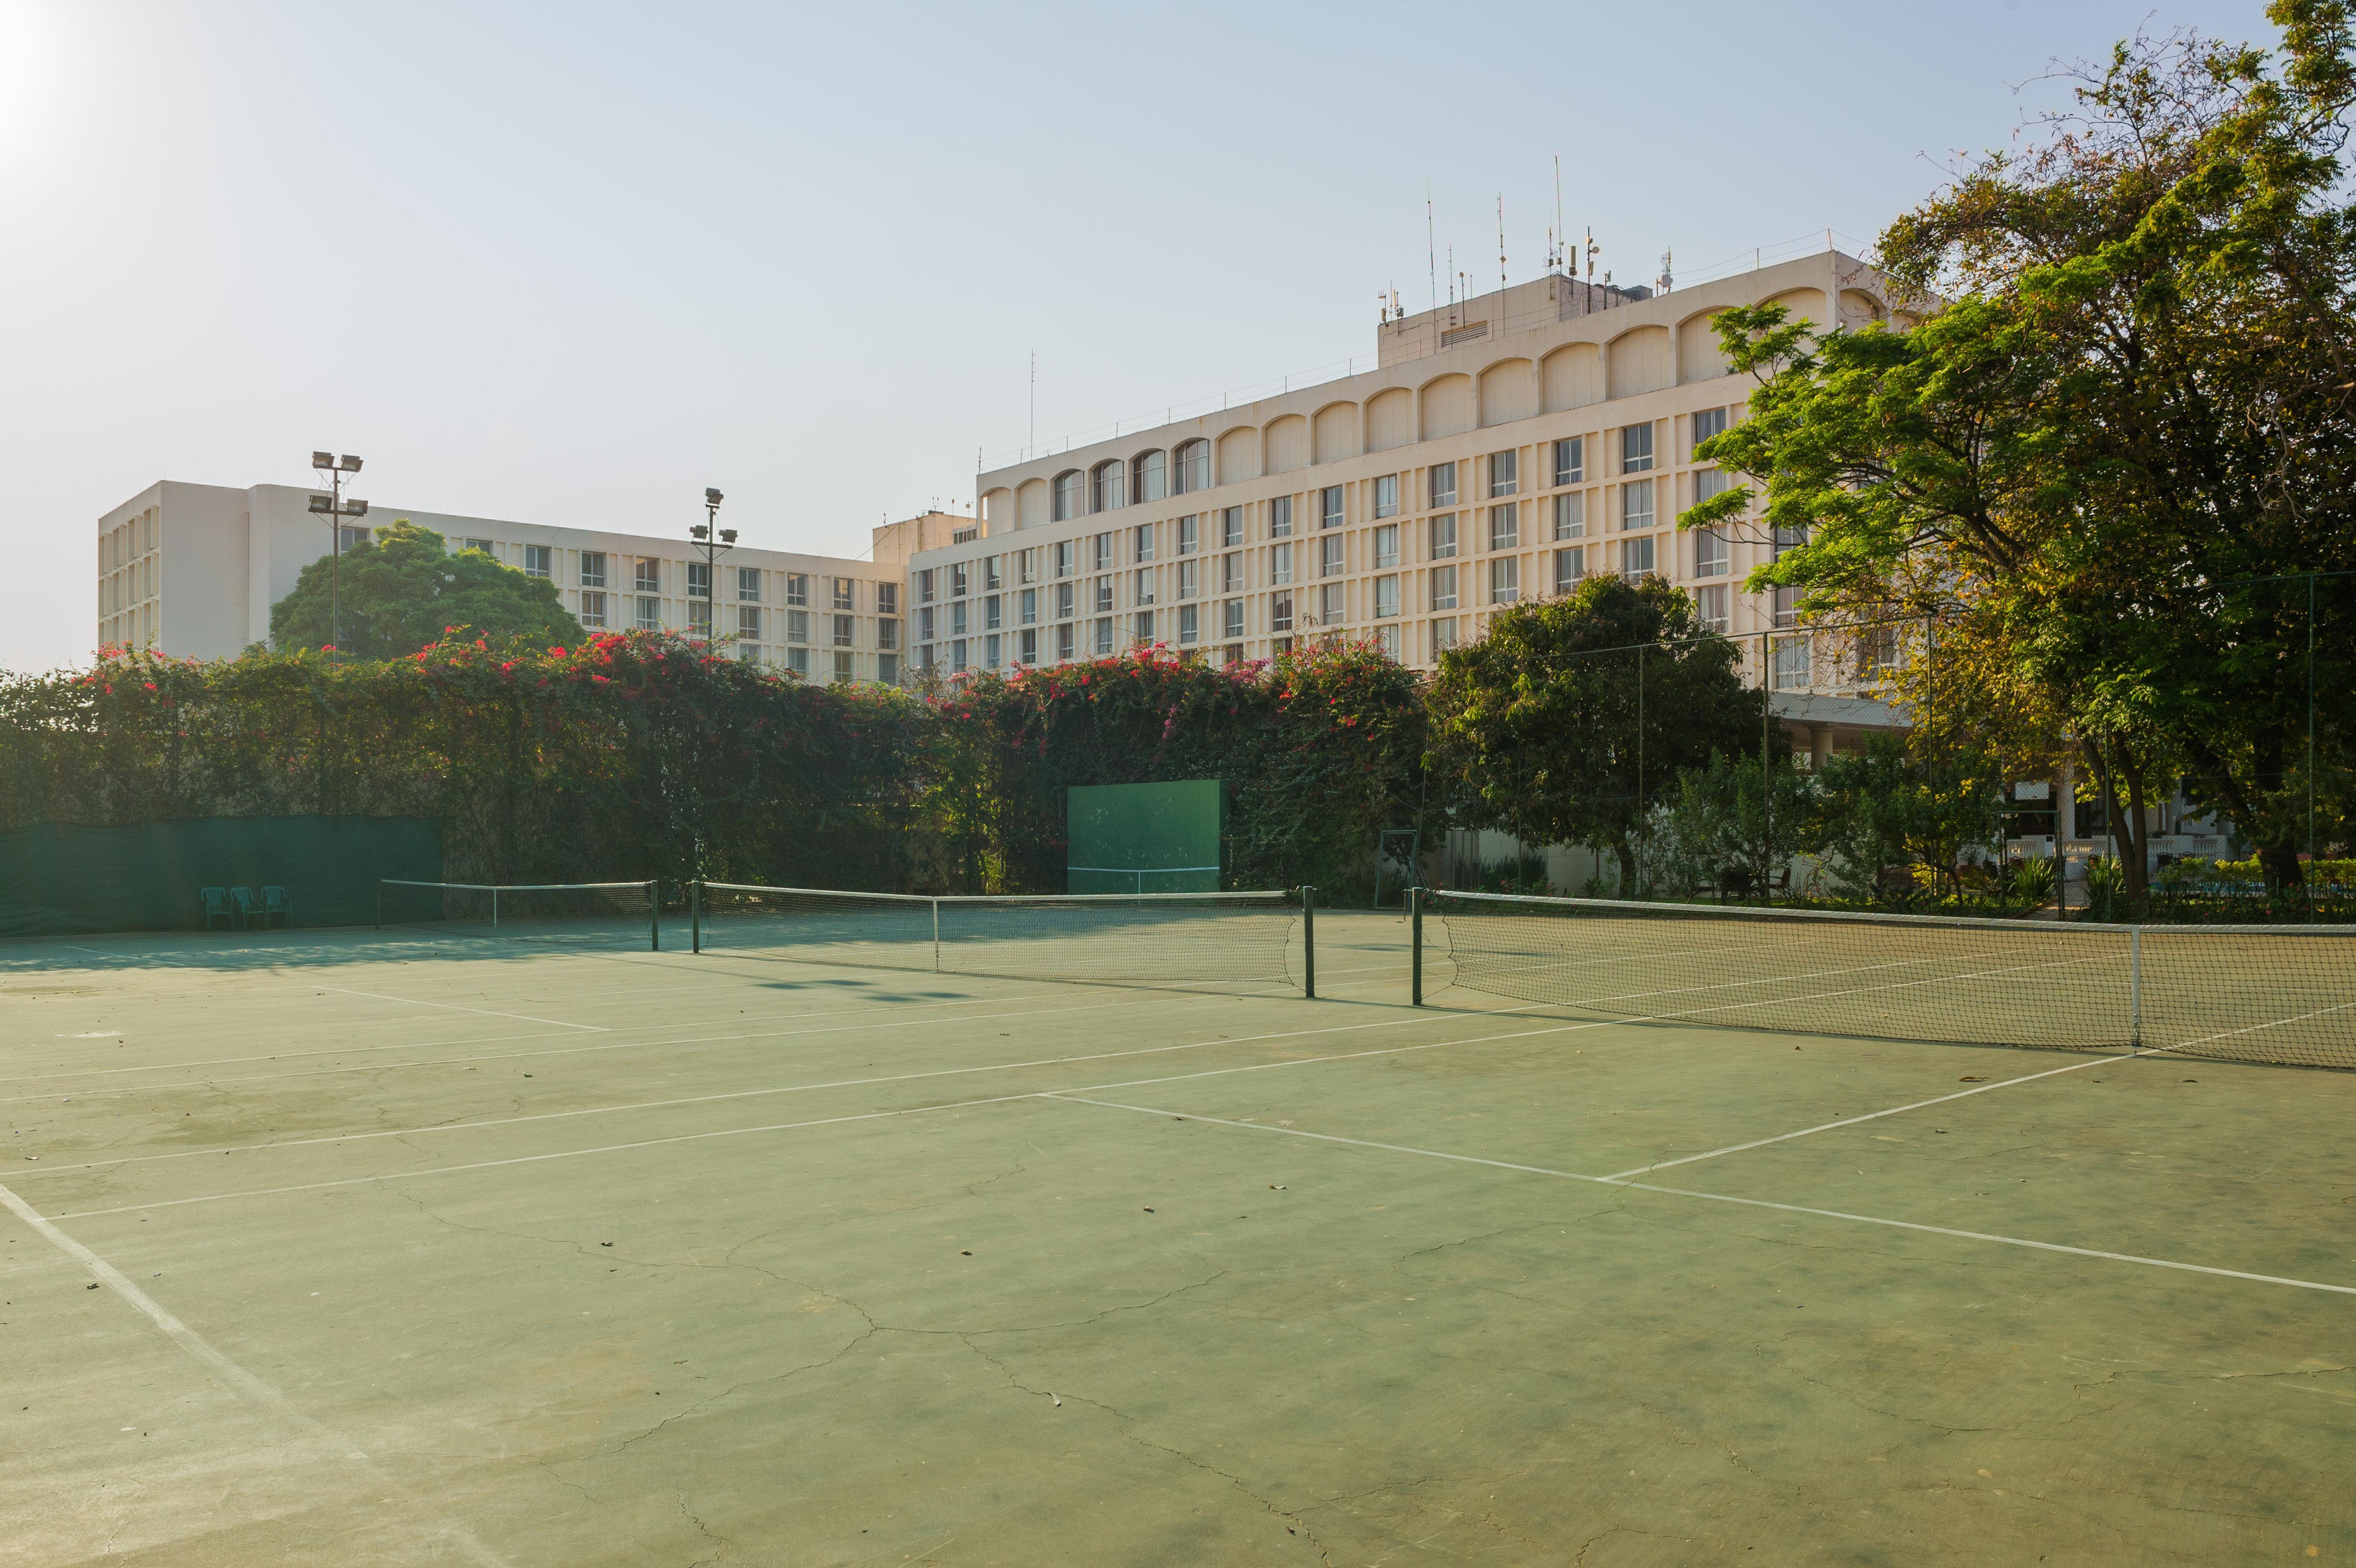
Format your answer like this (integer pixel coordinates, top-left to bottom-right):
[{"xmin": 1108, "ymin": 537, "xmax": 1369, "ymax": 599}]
[
  {"xmin": 1042, "ymin": 1095, "xmax": 2356, "ymax": 1299},
  {"xmin": 19, "ymin": 988, "xmax": 1541, "ymax": 1181},
  {"xmin": 0, "ymin": 1178, "xmax": 511, "ymax": 1566},
  {"xmin": 1597, "ymin": 1052, "xmax": 2134, "ymax": 1181},
  {"xmin": 2164, "ymin": 997, "xmax": 2356, "ymax": 1051},
  {"xmin": 311, "ymin": 985, "xmax": 606, "ymax": 1032}
]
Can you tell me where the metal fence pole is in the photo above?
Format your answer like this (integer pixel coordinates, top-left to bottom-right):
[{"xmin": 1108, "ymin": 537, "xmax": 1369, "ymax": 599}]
[
  {"xmin": 1409, "ymin": 886, "xmax": 1423, "ymax": 1006},
  {"xmin": 2129, "ymin": 926, "xmax": 2143, "ymax": 1049},
  {"xmin": 1302, "ymin": 886, "xmax": 1317, "ymax": 999},
  {"xmin": 648, "ymin": 881, "xmax": 660, "ymax": 952},
  {"xmin": 491, "ymin": 887, "xmax": 499, "ymax": 930},
  {"xmin": 691, "ymin": 880, "xmax": 702, "ymax": 954},
  {"xmin": 932, "ymin": 898, "xmax": 941, "ymax": 973}
]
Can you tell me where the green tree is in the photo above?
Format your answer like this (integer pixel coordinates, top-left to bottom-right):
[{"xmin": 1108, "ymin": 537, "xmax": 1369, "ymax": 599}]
[
  {"xmin": 1685, "ymin": 2, "xmax": 2356, "ymax": 905},
  {"xmin": 269, "ymin": 521, "xmax": 585, "ymax": 659},
  {"xmin": 1811, "ymin": 733, "xmax": 2005, "ymax": 903},
  {"xmin": 1427, "ymin": 575, "xmax": 1773, "ymax": 892},
  {"xmin": 1656, "ymin": 752, "xmax": 1817, "ymax": 902}
]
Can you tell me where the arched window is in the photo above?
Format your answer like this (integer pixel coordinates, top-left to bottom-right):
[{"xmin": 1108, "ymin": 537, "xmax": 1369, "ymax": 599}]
[
  {"xmin": 1091, "ymin": 459, "xmax": 1127, "ymax": 512},
  {"xmin": 1174, "ymin": 439, "xmax": 1210, "ymax": 494},
  {"xmin": 1132, "ymin": 450, "xmax": 1167, "ymax": 504},
  {"xmin": 1052, "ymin": 470, "xmax": 1083, "ymax": 522}
]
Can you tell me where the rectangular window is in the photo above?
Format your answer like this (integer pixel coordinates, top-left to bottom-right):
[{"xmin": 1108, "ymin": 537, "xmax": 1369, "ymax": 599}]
[
  {"xmin": 1221, "ymin": 506, "xmax": 1244, "ymax": 547},
  {"xmin": 1433, "ymin": 618, "xmax": 1459, "ymax": 652},
  {"xmin": 1177, "ymin": 559, "xmax": 1199, "ymax": 599},
  {"xmin": 1221, "ymin": 553, "xmax": 1244, "ymax": 593},
  {"xmin": 1429, "ymin": 513, "xmax": 1458, "ymax": 558},
  {"xmin": 1774, "ymin": 521, "xmax": 1807, "ymax": 560},
  {"xmin": 1553, "ymin": 492, "xmax": 1586, "ymax": 540},
  {"xmin": 1271, "ymin": 592, "xmax": 1294, "ymax": 632},
  {"xmin": 1374, "ymin": 575, "xmax": 1399, "ymax": 618},
  {"xmin": 985, "ymin": 594, "xmax": 1003, "ymax": 631},
  {"xmin": 951, "ymin": 639, "xmax": 969, "ymax": 673},
  {"xmin": 1488, "ymin": 503, "xmax": 1519, "ymax": 551},
  {"xmin": 737, "ymin": 642, "xmax": 761, "ymax": 664},
  {"xmin": 1056, "ymin": 623, "xmax": 1075, "ymax": 661},
  {"xmin": 1319, "ymin": 485, "xmax": 1344, "ymax": 529},
  {"xmin": 879, "ymin": 652, "xmax": 900, "ymax": 683},
  {"xmin": 1094, "ymin": 619, "xmax": 1114, "ymax": 655},
  {"xmin": 1089, "ymin": 532, "xmax": 1111, "ymax": 571},
  {"xmin": 687, "ymin": 561, "xmax": 711, "ymax": 601},
  {"xmin": 983, "ymin": 557, "xmax": 1002, "ymax": 591},
  {"xmin": 912, "ymin": 570, "xmax": 928, "ymax": 605},
  {"xmin": 737, "ymin": 605, "xmax": 760, "ymax": 641},
  {"xmin": 1268, "ymin": 496, "xmax": 1293, "ymax": 537},
  {"xmin": 985, "ymin": 633, "xmax": 1001, "ymax": 668},
  {"xmin": 579, "ymin": 590, "xmax": 607, "ymax": 628},
  {"xmin": 522, "ymin": 544, "xmax": 552, "ymax": 579},
  {"xmin": 1621, "ymin": 478, "xmax": 1655, "ymax": 532},
  {"xmin": 1319, "ymin": 583, "xmax": 1345, "ymax": 625},
  {"xmin": 951, "ymin": 602, "xmax": 968, "ymax": 637},
  {"xmin": 1093, "ymin": 577, "xmax": 1113, "ymax": 614},
  {"xmin": 1019, "ymin": 587, "xmax": 1037, "ymax": 625},
  {"xmin": 1554, "ymin": 547, "xmax": 1584, "ymax": 594},
  {"xmin": 736, "ymin": 565, "xmax": 760, "ymax": 601},
  {"xmin": 1552, "ymin": 437, "xmax": 1585, "ymax": 487},
  {"xmin": 1271, "ymin": 541, "xmax": 1294, "ymax": 585},
  {"xmin": 1133, "ymin": 610, "xmax": 1154, "ymax": 644},
  {"xmin": 1695, "ymin": 528, "xmax": 1729, "ymax": 577},
  {"xmin": 1490, "ymin": 557, "xmax": 1520, "ymax": 604},
  {"xmin": 1693, "ymin": 406, "xmax": 1729, "ymax": 450},
  {"xmin": 833, "ymin": 614, "xmax": 855, "ymax": 647},
  {"xmin": 790, "ymin": 609, "xmax": 812, "ymax": 644},
  {"xmin": 833, "ymin": 578, "xmax": 853, "ymax": 611},
  {"xmin": 1178, "ymin": 604, "xmax": 1199, "ymax": 645},
  {"xmin": 1697, "ymin": 584, "xmax": 1730, "ymax": 632},
  {"xmin": 1319, "ymin": 535, "xmax": 1344, "ymax": 577},
  {"xmin": 579, "ymin": 551, "xmax": 607, "ymax": 588},
  {"xmin": 1621, "ymin": 423, "xmax": 1654, "ymax": 473},
  {"xmin": 1055, "ymin": 582, "xmax": 1074, "ymax": 620},
  {"xmin": 1133, "ymin": 568, "xmax": 1155, "ymax": 605},
  {"xmin": 833, "ymin": 650, "xmax": 853, "ymax": 684},
  {"xmin": 634, "ymin": 595, "xmax": 661, "ymax": 630},
  {"xmin": 1223, "ymin": 599, "xmax": 1245, "ymax": 639},
  {"xmin": 1430, "ymin": 564, "xmax": 1458, "ymax": 610},
  {"xmin": 1133, "ymin": 523, "xmax": 1155, "ymax": 563},
  {"xmin": 787, "ymin": 646, "xmax": 810, "ymax": 676},
  {"xmin": 951, "ymin": 563, "xmax": 968, "ymax": 597},
  {"xmin": 877, "ymin": 583, "xmax": 898, "ymax": 614},
  {"xmin": 1054, "ymin": 540, "xmax": 1074, "ymax": 578},
  {"xmin": 1372, "ymin": 474, "xmax": 1399, "ymax": 518},
  {"xmin": 1429, "ymin": 461, "xmax": 1457, "ymax": 509},
  {"xmin": 1487, "ymin": 450, "xmax": 1518, "ymax": 497},
  {"xmin": 461, "ymin": 536, "xmax": 491, "ymax": 555},
  {"xmin": 1017, "ymin": 549, "xmax": 1037, "ymax": 586},
  {"xmin": 1373, "ymin": 524, "xmax": 1398, "ymax": 568},
  {"xmin": 1376, "ymin": 623, "xmax": 1402, "ymax": 659},
  {"xmin": 634, "ymin": 557, "xmax": 660, "ymax": 593},
  {"xmin": 911, "ymin": 607, "xmax": 928, "ymax": 644},
  {"xmin": 1621, "ymin": 536, "xmax": 1656, "ymax": 578},
  {"xmin": 1693, "ymin": 466, "xmax": 1731, "ymax": 507},
  {"xmin": 1019, "ymin": 627, "xmax": 1038, "ymax": 665},
  {"xmin": 878, "ymin": 617, "xmax": 900, "ymax": 650},
  {"xmin": 1177, "ymin": 514, "xmax": 1199, "ymax": 554}
]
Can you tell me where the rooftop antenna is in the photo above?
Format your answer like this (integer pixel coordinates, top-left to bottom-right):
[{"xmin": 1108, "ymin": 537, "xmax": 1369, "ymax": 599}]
[
  {"xmin": 1552, "ymin": 155, "xmax": 1564, "ymax": 272},
  {"xmin": 1028, "ymin": 350, "xmax": 1035, "ymax": 459},
  {"xmin": 1496, "ymin": 192, "xmax": 1507, "ymax": 291},
  {"xmin": 1585, "ymin": 226, "xmax": 1598, "ymax": 292},
  {"xmin": 1657, "ymin": 248, "xmax": 1674, "ymax": 293},
  {"xmin": 1426, "ymin": 183, "xmax": 1438, "ymax": 316},
  {"xmin": 1446, "ymin": 243, "xmax": 1455, "ymax": 315}
]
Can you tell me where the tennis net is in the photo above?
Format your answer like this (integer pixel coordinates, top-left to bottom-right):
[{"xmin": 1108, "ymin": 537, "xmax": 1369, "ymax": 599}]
[
  {"xmin": 377, "ymin": 880, "xmax": 661, "ymax": 951},
  {"xmin": 694, "ymin": 882, "xmax": 1306, "ymax": 991},
  {"xmin": 1417, "ymin": 890, "xmax": 2356, "ymax": 1069}
]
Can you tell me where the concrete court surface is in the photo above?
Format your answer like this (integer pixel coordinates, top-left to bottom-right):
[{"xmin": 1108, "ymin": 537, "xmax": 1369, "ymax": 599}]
[{"xmin": 1, "ymin": 913, "xmax": 2352, "ymax": 1566}]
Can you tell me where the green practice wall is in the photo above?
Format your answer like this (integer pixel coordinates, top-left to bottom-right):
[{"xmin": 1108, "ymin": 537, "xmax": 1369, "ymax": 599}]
[
  {"xmin": 0, "ymin": 816, "xmax": 442, "ymax": 937},
  {"xmin": 1067, "ymin": 780, "xmax": 1224, "ymax": 894}
]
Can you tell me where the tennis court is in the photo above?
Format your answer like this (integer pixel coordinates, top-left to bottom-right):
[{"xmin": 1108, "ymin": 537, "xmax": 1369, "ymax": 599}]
[{"xmin": 4, "ymin": 892, "xmax": 2353, "ymax": 1565}]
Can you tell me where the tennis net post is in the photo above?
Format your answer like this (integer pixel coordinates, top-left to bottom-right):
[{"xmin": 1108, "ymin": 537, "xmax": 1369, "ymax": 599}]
[
  {"xmin": 691, "ymin": 879, "xmax": 702, "ymax": 954},
  {"xmin": 650, "ymin": 880, "xmax": 660, "ymax": 951},
  {"xmin": 1302, "ymin": 885, "xmax": 1316, "ymax": 998},
  {"xmin": 2130, "ymin": 925, "xmax": 2141, "ymax": 1048},
  {"xmin": 1410, "ymin": 885, "xmax": 1423, "ymax": 1006}
]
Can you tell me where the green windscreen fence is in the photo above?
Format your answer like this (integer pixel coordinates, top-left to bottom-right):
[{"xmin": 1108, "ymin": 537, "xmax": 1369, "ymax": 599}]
[
  {"xmin": 0, "ymin": 816, "xmax": 442, "ymax": 938},
  {"xmin": 1067, "ymin": 779, "xmax": 1225, "ymax": 894}
]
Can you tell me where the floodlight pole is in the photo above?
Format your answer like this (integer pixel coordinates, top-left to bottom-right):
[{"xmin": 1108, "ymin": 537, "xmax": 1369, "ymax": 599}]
[
  {"xmin": 307, "ymin": 451, "xmax": 366, "ymax": 652},
  {"xmin": 687, "ymin": 489, "xmax": 737, "ymax": 881}
]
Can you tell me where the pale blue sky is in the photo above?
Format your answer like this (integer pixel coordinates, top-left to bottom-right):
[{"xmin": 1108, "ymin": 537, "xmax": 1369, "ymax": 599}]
[{"xmin": 0, "ymin": 0, "xmax": 2277, "ymax": 671}]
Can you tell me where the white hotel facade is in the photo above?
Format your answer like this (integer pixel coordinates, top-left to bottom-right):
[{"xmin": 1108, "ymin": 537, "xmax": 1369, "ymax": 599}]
[{"xmin": 97, "ymin": 250, "xmax": 1900, "ymax": 756}]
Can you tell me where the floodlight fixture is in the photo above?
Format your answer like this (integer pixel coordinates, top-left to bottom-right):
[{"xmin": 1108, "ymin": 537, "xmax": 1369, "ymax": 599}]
[
  {"xmin": 705, "ymin": 488, "xmax": 723, "ymax": 507},
  {"xmin": 338, "ymin": 454, "xmax": 363, "ymax": 473},
  {"xmin": 719, "ymin": 529, "xmax": 737, "ymax": 545},
  {"xmin": 312, "ymin": 451, "xmax": 335, "ymax": 470},
  {"xmin": 346, "ymin": 499, "xmax": 368, "ymax": 517},
  {"xmin": 690, "ymin": 523, "xmax": 709, "ymax": 540},
  {"xmin": 309, "ymin": 494, "xmax": 333, "ymax": 514}
]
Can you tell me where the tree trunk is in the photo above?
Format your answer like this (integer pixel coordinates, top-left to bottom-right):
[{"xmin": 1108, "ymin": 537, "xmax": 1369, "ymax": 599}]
[
  {"xmin": 1615, "ymin": 838, "xmax": 1639, "ymax": 898},
  {"xmin": 2120, "ymin": 752, "xmax": 2152, "ymax": 914},
  {"xmin": 2257, "ymin": 841, "xmax": 2307, "ymax": 905}
]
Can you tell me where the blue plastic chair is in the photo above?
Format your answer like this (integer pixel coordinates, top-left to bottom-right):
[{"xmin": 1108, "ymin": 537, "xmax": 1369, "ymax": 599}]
[
  {"xmin": 259, "ymin": 885, "xmax": 291, "ymax": 930},
  {"xmin": 201, "ymin": 886, "xmax": 234, "ymax": 932},
  {"xmin": 229, "ymin": 887, "xmax": 259, "ymax": 930}
]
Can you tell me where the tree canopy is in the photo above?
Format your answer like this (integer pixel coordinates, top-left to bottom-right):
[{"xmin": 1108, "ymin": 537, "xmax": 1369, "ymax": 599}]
[
  {"xmin": 1684, "ymin": 0, "xmax": 2356, "ymax": 903},
  {"xmin": 1426, "ymin": 575, "xmax": 1771, "ymax": 889},
  {"xmin": 268, "ymin": 521, "xmax": 585, "ymax": 659}
]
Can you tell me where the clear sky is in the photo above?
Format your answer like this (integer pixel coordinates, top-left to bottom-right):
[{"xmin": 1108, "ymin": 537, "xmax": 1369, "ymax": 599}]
[{"xmin": 0, "ymin": 0, "xmax": 2279, "ymax": 673}]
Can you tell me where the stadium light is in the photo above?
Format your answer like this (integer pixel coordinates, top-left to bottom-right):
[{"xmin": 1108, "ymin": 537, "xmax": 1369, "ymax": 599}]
[{"xmin": 309, "ymin": 448, "xmax": 368, "ymax": 652}]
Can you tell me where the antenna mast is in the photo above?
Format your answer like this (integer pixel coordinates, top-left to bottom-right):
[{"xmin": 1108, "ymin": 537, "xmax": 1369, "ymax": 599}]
[
  {"xmin": 1496, "ymin": 193, "xmax": 1507, "ymax": 292},
  {"xmin": 1553, "ymin": 155, "xmax": 1564, "ymax": 272},
  {"xmin": 1426, "ymin": 183, "xmax": 1437, "ymax": 315}
]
